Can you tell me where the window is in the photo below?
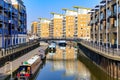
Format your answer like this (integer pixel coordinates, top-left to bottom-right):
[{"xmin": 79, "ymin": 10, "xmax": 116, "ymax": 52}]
[
  {"xmin": 100, "ymin": 12, "xmax": 104, "ymax": 20},
  {"xmin": 107, "ymin": 9, "xmax": 111, "ymax": 17},
  {"xmin": 113, "ymin": 4, "xmax": 117, "ymax": 14},
  {"xmin": 114, "ymin": 20, "xmax": 117, "ymax": 27},
  {"xmin": 100, "ymin": 24, "xmax": 103, "ymax": 30}
]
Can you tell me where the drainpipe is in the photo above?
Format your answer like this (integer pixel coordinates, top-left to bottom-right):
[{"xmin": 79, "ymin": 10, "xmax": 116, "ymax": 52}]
[
  {"xmin": 116, "ymin": 0, "xmax": 119, "ymax": 51},
  {"xmin": 106, "ymin": 0, "xmax": 108, "ymax": 48},
  {"xmin": 2, "ymin": 1, "xmax": 5, "ymax": 49}
]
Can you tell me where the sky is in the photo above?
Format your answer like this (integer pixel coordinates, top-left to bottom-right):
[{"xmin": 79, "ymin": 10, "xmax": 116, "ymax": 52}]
[{"xmin": 23, "ymin": 0, "xmax": 101, "ymax": 31}]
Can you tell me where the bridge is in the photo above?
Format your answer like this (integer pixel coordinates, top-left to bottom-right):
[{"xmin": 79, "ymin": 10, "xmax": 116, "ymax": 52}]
[{"xmin": 37, "ymin": 38, "xmax": 83, "ymax": 41}]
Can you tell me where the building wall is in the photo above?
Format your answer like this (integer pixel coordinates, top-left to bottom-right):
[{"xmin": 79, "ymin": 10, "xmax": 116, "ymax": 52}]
[
  {"xmin": 0, "ymin": 0, "xmax": 26, "ymax": 48},
  {"xmin": 31, "ymin": 22, "xmax": 38, "ymax": 34},
  {"xmin": 66, "ymin": 16, "xmax": 75, "ymax": 38},
  {"xmin": 90, "ymin": 0, "xmax": 120, "ymax": 48},
  {"xmin": 40, "ymin": 23, "xmax": 50, "ymax": 38},
  {"xmin": 53, "ymin": 18, "xmax": 63, "ymax": 38},
  {"xmin": 78, "ymin": 14, "xmax": 90, "ymax": 39},
  {"xmin": 12, "ymin": 0, "xmax": 27, "ymax": 45}
]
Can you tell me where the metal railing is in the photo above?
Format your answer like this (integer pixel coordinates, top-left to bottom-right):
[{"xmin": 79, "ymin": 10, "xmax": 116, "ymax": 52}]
[
  {"xmin": 81, "ymin": 40, "xmax": 120, "ymax": 56},
  {"xmin": 0, "ymin": 39, "xmax": 40, "ymax": 58}
]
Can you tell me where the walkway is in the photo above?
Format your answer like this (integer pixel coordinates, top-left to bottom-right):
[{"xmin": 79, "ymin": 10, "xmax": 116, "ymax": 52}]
[
  {"xmin": 80, "ymin": 40, "xmax": 120, "ymax": 61},
  {"xmin": 0, "ymin": 44, "xmax": 48, "ymax": 80}
]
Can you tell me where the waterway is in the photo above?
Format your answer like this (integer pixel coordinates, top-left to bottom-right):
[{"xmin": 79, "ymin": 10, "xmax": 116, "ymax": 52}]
[{"xmin": 35, "ymin": 43, "xmax": 116, "ymax": 80}]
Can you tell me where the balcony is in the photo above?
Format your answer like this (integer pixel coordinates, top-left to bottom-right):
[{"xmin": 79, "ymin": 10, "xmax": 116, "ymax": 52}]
[
  {"xmin": 0, "ymin": 0, "xmax": 4, "ymax": 7},
  {"xmin": 4, "ymin": 2, "xmax": 9, "ymax": 10},
  {"xmin": 100, "ymin": 16, "xmax": 106, "ymax": 22},
  {"xmin": 4, "ymin": 29, "xmax": 8, "ymax": 34},
  {"xmin": 109, "ymin": 12, "xmax": 116, "ymax": 18},
  {"xmin": 0, "ymin": 28, "xmax": 2, "ymax": 34},
  {"xmin": 4, "ymin": 16, "xmax": 8, "ymax": 23},
  {"xmin": 90, "ymin": 20, "xmax": 95, "ymax": 25},
  {"xmin": 0, "ymin": 14, "xmax": 3, "ymax": 21}
]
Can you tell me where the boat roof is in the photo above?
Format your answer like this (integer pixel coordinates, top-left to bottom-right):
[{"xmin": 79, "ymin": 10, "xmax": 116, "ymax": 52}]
[{"xmin": 23, "ymin": 55, "xmax": 40, "ymax": 65}]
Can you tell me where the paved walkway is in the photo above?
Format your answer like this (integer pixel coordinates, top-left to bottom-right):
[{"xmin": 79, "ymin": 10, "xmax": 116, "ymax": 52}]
[
  {"xmin": 0, "ymin": 45, "xmax": 48, "ymax": 80},
  {"xmin": 80, "ymin": 42, "xmax": 120, "ymax": 61}
]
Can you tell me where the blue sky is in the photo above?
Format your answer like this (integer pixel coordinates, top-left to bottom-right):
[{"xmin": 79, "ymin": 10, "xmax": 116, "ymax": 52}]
[{"xmin": 23, "ymin": 0, "xmax": 101, "ymax": 30}]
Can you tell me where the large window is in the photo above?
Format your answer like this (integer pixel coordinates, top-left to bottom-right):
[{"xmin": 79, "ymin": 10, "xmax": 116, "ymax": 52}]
[
  {"xmin": 107, "ymin": 9, "xmax": 111, "ymax": 17},
  {"xmin": 100, "ymin": 24, "xmax": 103, "ymax": 30},
  {"xmin": 113, "ymin": 4, "xmax": 117, "ymax": 14},
  {"xmin": 100, "ymin": 12, "xmax": 104, "ymax": 20}
]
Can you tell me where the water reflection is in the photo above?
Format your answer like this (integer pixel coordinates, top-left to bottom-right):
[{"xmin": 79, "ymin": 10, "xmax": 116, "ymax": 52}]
[
  {"xmin": 47, "ymin": 45, "xmax": 77, "ymax": 60},
  {"xmin": 36, "ymin": 44, "xmax": 115, "ymax": 80}
]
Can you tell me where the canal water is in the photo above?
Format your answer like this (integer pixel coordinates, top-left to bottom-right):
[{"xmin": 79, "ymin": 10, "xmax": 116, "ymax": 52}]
[{"xmin": 35, "ymin": 44, "xmax": 115, "ymax": 80}]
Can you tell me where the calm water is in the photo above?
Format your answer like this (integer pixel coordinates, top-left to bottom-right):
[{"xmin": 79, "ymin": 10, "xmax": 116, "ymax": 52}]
[{"xmin": 35, "ymin": 44, "xmax": 114, "ymax": 80}]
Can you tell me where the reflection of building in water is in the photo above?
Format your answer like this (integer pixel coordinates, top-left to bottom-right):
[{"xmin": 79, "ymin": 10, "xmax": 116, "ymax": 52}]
[
  {"xmin": 65, "ymin": 46, "xmax": 76, "ymax": 60},
  {"xmin": 53, "ymin": 47, "xmax": 63, "ymax": 60},
  {"xmin": 65, "ymin": 60, "xmax": 77, "ymax": 76},
  {"xmin": 52, "ymin": 61, "xmax": 65, "ymax": 71},
  {"xmin": 50, "ymin": 59, "xmax": 91, "ymax": 79},
  {"xmin": 77, "ymin": 61, "xmax": 90, "ymax": 80},
  {"xmin": 46, "ymin": 46, "xmax": 77, "ymax": 60}
]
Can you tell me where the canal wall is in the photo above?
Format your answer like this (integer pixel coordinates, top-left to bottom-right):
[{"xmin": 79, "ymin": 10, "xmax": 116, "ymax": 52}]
[
  {"xmin": 0, "ymin": 40, "xmax": 40, "ymax": 67},
  {"xmin": 77, "ymin": 42, "xmax": 120, "ymax": 79}
]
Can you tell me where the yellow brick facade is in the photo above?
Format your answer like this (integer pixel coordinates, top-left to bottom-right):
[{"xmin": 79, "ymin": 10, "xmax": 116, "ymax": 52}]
[
  {"xmin": 77, "ymin": 14, "xmax": 90, "ymax": 39},
  {"xmin": 66, "ymin": 16, "xmax": 75, "ymax": 38},
  {"xmin": 53, "ymin": 18, "xmax": 63, "ymax": 38},
  {"xmin": 40, "ymin": 23, "xmax": 50, "ymax": 38},
  {"xmin": 31, "ymin": 22, "xmax": 38, "ymax": 34}
]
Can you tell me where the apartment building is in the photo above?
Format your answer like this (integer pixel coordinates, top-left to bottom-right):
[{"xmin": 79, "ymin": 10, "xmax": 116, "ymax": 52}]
[
  {"xmin": 74, "ymin": 6, "xmax": 91, "ymax": 40},
  {"xmin": 51, "ymin": 12, "xmax": 64, "ymax": 38},
  {"xmin": 0, "ymin": 0, "xmax": 25, "ymax": 48},
  {"xmin": 0, "ymin": 0, "xmax": 27, "ymax": 48},
  {"xmin": 11, "ymin": 0, "xmax": 27, "ymax": 44},
  {"xmin": 31, "ymin": 21, "xmax": 38, "ymax": 34},
  {"xmin": 90, "ymin": 0, "xmax": 120, "ymax": 48},
  {"xmin": 62, "ymin": 9, "xmax": 78, "ymax": 38},
  {"xmin": 38, "ymin": 18, "xmax": 50, "ymax": 38}
]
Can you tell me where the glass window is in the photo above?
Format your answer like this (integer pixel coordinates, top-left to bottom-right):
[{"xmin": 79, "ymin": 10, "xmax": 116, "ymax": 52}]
[
  {"xmin": 100, "ymin": 12, "xmax": 103, "ymax": 20},
  {"xmin": 107, "ymin": 9, "xmax": 111, "ymax": 17},
  {"xmin": 114, "ymin": 20, "xmax": 117, "ymax": 27},
  {"xmin": 113, "ymin": 4, "xmax": 117, "ymax": 14},
  {"xmin": 100, "ymin": 24, "xmax": 103, "ymax": 30},
  {"xmin": 119, "ymin": 6, "xmax": 120, "ymax": 13}
]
